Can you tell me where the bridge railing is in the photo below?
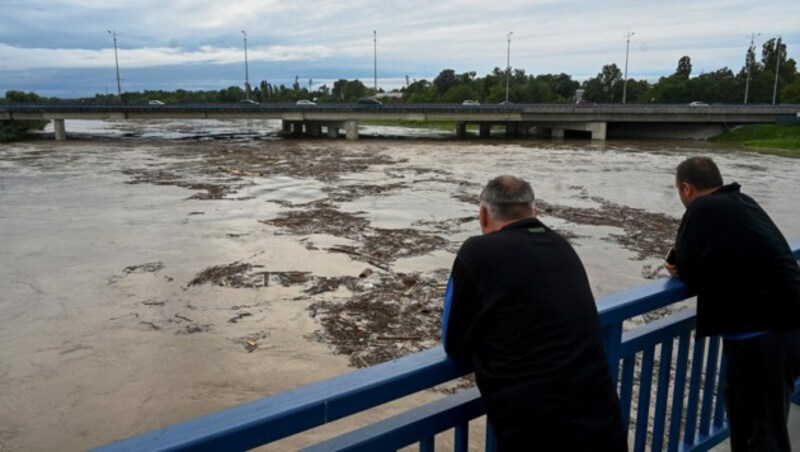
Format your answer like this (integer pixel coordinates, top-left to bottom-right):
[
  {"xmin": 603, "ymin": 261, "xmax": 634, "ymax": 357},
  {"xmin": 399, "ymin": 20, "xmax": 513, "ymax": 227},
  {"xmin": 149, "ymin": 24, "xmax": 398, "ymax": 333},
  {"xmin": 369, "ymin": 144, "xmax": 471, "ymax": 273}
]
[{"xmin": 97, "ymin": 241, "xmax": 800, "ymax": 451}]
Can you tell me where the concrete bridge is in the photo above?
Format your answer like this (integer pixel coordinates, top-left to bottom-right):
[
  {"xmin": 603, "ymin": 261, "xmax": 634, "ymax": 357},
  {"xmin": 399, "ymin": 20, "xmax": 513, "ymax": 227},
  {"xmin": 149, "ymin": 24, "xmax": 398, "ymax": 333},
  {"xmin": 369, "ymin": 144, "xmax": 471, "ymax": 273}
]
[{"xmin": 2, "ymin": 103, "xmax": 798, "ymax": 141}]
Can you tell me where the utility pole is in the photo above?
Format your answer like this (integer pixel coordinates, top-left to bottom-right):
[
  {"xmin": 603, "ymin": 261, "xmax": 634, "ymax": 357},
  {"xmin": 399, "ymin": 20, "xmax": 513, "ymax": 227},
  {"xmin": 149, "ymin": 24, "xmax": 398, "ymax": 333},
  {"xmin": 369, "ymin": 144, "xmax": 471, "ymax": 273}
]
[
  {"xmin": 505, "ymin": 32, "xmax": 513, "ymax": 103},
  {"xmin": 622, "ymin": 32, "xmax": 634, "ymax": 104},
  {"xmin": 107, "ymin": 30, "xmax": 122, "ymax": 103},
  {"xmin": 772, "ymin": 36, "xmax": 782, "ymax": 105},
  {"xmin": 744, "ymin": 33, "xmax": 760, "ymax": 104},
  {"xmin": 241, "ymin": 30, "xmax": 250, "ymax": 100},
  {"xmin": 373, "ymin": 30, "xmax": 377, "ymax": 94}
]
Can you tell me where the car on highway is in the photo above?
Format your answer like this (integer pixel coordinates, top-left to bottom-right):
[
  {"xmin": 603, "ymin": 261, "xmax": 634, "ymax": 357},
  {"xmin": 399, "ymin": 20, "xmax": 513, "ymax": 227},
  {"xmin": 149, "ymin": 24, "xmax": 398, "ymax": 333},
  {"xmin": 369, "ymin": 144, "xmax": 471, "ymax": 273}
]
[
  {"xmin": 296, "ymin": 100, "xmax": 316, "ymax": 106},
  {"xmin": 462, "ymin": 100, "xmax": 480, "ymax": 106},
  {"xmin": 499, "ymin": 100, "xmax": 514, "ymax": 105},
  {"xmin": 575, "ymin": 100, "xmax": 596, "ymax": 107},
  {"xmin": 239, "ymin": 99, "xmax": 259, "ymax": 105},
  {"xmin": 688, "ymin": 101, "xmax": 709, "ymax": 107},
  {"xmin": 148, "ymin": 100, "xmax": 165, "ymax": 105},
  {"xmin": 358, "ymin": 98, "xmax": 382, "ymax": 105}
]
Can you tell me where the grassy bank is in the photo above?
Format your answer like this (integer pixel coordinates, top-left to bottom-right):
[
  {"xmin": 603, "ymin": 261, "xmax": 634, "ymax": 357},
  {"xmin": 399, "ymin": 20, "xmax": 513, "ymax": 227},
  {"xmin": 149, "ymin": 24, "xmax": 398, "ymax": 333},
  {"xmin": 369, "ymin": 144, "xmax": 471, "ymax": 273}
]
[{"xmin": 710, "ymin": 124, "xmax": 800, "ymax": 158}]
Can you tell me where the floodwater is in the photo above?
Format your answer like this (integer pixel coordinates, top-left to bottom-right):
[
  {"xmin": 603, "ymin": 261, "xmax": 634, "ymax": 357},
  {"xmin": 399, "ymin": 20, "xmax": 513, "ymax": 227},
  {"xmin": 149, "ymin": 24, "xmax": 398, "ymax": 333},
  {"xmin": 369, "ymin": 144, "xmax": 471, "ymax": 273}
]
[{"xmin": 1, "ymin": 119, "xmax": 799, "ymax": 451}]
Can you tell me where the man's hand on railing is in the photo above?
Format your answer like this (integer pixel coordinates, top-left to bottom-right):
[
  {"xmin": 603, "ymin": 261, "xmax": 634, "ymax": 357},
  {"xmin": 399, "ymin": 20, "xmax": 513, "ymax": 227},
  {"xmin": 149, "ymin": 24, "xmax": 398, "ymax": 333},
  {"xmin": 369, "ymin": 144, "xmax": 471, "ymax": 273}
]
[{"xmin": 664, "ymin": 262, "xmax": 679, "ymax": 278}]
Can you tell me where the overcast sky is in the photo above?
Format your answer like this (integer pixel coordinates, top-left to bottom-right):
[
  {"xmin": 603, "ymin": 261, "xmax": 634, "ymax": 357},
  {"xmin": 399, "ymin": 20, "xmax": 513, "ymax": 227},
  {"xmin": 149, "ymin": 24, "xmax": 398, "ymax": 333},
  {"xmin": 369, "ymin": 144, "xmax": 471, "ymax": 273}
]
[{"xmin": 1, "ymin": 0, "xmax": 798, "ymax": 98}]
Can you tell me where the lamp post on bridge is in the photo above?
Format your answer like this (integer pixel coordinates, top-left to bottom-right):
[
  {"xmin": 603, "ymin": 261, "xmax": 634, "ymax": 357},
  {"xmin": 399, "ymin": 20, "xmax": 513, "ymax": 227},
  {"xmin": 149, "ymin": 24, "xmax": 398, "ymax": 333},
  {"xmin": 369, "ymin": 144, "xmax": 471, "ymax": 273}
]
[
  {"xmin": 107, "ymin": 30, "xmax": 122, "ymax": 103},
  {"xmin": 744, "ymin": 33, "xmax": 760, "ymax": 104},
  {"xmin": 373, "ymin": 30, "xmax": 378, "ymax": 95},
  {"xmin": 505, "ymin": 31, "xmax": 513, "ymax": 103},
  {"xmin": 241, "ymin": 30, "xmax": 251, "ymax": 100},
  {"xmin": 622, "ymin": 32, "xmax": 634, "ymax": 104},
  {"xmin": 772, "ymin": 36, "xmax": 782, "ymax": 105}
]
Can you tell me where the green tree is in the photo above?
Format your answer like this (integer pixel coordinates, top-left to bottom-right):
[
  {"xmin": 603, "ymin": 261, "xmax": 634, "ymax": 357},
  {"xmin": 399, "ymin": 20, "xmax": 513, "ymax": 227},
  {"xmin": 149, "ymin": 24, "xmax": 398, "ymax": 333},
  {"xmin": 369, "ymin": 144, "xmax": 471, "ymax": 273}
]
[
  {"xmin": 3, "ymin": 90, "xmax": 44, "ymax": 103},
  {"xmin": 675, "ymin": 56, "xmax": 692, "ymax": 79},
  {"xmin": 404, "ymin": 79, "xmax": 436, "ymax": 103},
  {"xmin": 219, "ymin": 86, "xmax": 245, "ymax": 102},
  {"xmin": 688, "ymin": 68, "xmax": 738, "ymax": 103},
  {"xmin": 781, "ymin": 80, "xmax": 800, "ymax": 103},
  {"xmin": 1, "ymin": 91, "xmax": 49, "ymax": 141},
  {"xmin": 441, "ymin": 85, "xmax": 478, "ymax": 103},
  {"xmin": 332, "ymin": 79, "xmax": 368, "ymax": 101},
  {"xmin": 535, "ymin": 73, "xmax": 579, "ymax": 101},
  {"xmin": 582, "ymin": 64, "xmax": 623, "ymax": 102},
  {"xmin": 433, "ymin": 69, "xmax": 458, "ymax": 96},
  {"xmin": 648, "ymin": 75, "xmax": 690, "ymax": 103}
]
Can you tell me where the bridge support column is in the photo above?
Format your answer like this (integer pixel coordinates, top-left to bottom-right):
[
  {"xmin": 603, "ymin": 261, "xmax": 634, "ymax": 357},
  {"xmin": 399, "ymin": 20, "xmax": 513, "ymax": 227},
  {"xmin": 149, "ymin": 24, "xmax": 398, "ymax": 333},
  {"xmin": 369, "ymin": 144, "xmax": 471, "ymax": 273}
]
[
  {"xmin": 345, "ymin": 121, "xmax": 359, "ymax": 140},
  {"xmin": 53, "ymin": 119, "xmax": 67, "ymax": 141},
  {"xmin": 292, "ymin": 122, "xmax": 304, "ymax": 136},
  {"xmin": 327, "ymin": 125, "xmax": 339, "ymax": 138},
  {"xmin": 455, "ymin": 122, "xmax": 467, "ymax": 138},
  {"xmin": 479, "ymin": 123, "xmax": 491, "ymax": 138},
  {"xmin": 551, "ymin": 128, "xmax": 565, "ymax": 139},
  {"xmin": 587, "ymin": 122, "xmax": 607, "ymax": 141}
]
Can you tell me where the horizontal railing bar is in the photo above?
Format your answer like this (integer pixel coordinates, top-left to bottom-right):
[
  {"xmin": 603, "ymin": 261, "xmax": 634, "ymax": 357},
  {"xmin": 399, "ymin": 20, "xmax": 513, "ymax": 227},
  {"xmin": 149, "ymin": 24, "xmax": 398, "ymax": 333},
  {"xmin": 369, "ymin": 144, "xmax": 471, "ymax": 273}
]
[
  {"xmin": 619, "ymin": 308, "xmax": 697, "ymax": 356},
  {"xmin": 96, "ymin": 348, "xmax": 470, "ymax": 451},
  {"xmin": 302, "ymin": 388, "xmax": 484, "ymax": 452},
  {"xmin": 597, "ymin": 278, "xmax": 692, "ymax": 328}
]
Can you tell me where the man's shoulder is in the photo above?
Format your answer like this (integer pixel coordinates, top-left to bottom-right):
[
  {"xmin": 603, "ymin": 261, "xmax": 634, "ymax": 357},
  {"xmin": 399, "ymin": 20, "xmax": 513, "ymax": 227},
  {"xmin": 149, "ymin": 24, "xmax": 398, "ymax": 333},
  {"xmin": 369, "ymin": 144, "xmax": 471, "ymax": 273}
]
[{"xmin": 457, "ymin": 221, "xmax": 568, "ymax": 257}]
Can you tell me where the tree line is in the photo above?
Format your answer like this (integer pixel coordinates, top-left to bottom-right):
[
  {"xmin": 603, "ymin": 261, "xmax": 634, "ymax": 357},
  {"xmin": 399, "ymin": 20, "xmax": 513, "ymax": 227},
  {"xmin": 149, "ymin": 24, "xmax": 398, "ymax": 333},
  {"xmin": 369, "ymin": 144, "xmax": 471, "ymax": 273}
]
[{"xmin": 2, "ymin": 38, "xmax": 798, "ymax": 108}]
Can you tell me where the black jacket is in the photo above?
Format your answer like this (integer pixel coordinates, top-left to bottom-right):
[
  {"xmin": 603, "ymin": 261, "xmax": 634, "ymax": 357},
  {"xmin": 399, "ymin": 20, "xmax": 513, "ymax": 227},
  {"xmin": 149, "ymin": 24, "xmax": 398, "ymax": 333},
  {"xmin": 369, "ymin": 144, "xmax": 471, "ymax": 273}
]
[
  {"xmin": 675, "ymin": 183, "xmax": 800, "ymax": 337},
  {"xmin": 442, "ymin": 218, "xmax": 624, "ymax": 448}
]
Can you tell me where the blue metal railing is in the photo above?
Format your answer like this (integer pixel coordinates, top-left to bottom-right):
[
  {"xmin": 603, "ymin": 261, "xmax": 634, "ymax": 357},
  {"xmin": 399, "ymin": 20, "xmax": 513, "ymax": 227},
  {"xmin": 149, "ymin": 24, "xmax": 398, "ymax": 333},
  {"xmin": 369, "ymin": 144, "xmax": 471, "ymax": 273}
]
[{"xmin": 97, "ymin": 241, "xmax": 800, "ymax": 451}]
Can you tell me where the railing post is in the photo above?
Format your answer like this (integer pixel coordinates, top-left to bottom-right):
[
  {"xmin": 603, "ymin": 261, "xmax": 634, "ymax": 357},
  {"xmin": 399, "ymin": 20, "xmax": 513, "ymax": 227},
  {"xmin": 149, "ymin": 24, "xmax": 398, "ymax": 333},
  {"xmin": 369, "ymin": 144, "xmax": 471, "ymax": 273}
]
[{"xmin": 603, "ymin": 323, "xmax": 623, "ymax": 387}]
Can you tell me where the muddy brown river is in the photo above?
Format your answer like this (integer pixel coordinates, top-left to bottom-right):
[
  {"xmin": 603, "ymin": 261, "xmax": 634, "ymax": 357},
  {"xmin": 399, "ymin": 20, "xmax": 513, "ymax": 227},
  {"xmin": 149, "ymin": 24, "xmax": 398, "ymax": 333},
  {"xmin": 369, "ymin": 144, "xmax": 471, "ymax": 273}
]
[{"xmin": 1, "ymin": 119, "xmax": 799, "ymax": 450}]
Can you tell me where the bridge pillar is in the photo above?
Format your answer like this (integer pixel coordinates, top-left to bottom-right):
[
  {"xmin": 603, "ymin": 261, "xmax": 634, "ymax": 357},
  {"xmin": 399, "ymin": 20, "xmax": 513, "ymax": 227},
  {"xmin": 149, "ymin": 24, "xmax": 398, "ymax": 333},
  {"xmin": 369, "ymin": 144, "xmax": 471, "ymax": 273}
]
[
  {"xmin": 455, "ymin": 122, "xmax": 467, "ymax": 138},
  {"xmin": 292, "ymin": 122, "xmax": 304, "ymax": 136},
  {"xmin": 53, "ymin": 119, "xmax": 67, "ymax": 141},
  {"xmin": 551, "ymin": 128, "xmax": 565, "ymax": 139},
  {"xmin": 327, "ymin": 125, "xmax": 339, "ymax": 138},
  {"xmin": 345, "ymin": 121, "xmax": 359, "ymax": 140},
  {"xmin": 588, "ymin": 122, "xmax": 607, "ymax": 141},
  {"xmin": 479, "ymin": 123, "xmax": 491, "ymax": 138}
]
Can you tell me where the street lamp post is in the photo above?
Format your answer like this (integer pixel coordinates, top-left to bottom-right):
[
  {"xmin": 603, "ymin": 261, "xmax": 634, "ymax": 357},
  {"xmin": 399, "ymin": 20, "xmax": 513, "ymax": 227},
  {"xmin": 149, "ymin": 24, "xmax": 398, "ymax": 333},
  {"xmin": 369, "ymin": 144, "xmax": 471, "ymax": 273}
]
[
  {"xmin": 241, "ymin": 30, "xmax": 250, "ymax": 100},
  {"xmin": 108, "ymin": 30, "xmax": 122, "ymax": 103},
  {"xmin": 373, "ymin": 30, "xmax": 377, "ymax": 94},
  {"xmin": 744, "ymin": 33, "xmax": 760, "ymax": 104},
  {"xmin": 772, "ymin": 36, "xmax": 782, "ymax": 105},
  {"xmin": 505, "ymin": 32, "xmax": 513, "ymax": 103},
  {"xmin": 622, "ymin": 32, "xmax": 634, "ymax": 104}
]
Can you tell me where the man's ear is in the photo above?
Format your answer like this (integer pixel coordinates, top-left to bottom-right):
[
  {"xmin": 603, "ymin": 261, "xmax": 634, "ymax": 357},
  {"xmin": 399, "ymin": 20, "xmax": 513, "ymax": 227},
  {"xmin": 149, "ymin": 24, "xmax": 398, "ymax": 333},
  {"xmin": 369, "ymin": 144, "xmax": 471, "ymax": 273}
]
[{"xmin": 479, "ymin": 205, "xmax": 489, "ymax": 233}]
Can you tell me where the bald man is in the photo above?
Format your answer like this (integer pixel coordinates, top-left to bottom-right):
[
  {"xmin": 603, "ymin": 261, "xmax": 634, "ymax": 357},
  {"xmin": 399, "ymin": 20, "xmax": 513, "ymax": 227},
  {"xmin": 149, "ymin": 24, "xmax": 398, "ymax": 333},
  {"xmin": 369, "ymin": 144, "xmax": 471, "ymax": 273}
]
[{"xmin": 442, "ymin": 175, "xmax": 627, "ymax": 451}]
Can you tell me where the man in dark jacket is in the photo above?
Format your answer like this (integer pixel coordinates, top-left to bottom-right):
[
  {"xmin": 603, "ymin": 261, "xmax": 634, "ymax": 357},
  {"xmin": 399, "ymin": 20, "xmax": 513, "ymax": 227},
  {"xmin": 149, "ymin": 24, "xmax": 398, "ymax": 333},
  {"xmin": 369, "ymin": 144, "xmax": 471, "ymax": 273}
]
[
  {"xmin": 666, "ymin": 156, "xmax": 800, "ymax": 451},
  {"xmin": 442, "ymin": 175, "xmax": 627, "ymax": 451}
]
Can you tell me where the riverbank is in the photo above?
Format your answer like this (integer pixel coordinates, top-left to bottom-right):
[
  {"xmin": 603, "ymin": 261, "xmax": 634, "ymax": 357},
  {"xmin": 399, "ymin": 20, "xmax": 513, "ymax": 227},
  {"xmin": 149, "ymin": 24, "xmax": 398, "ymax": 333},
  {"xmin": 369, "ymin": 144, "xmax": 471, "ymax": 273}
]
[{"xmin": 710, "ymin": 124, "xmax": 800, "ymax": 158}]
